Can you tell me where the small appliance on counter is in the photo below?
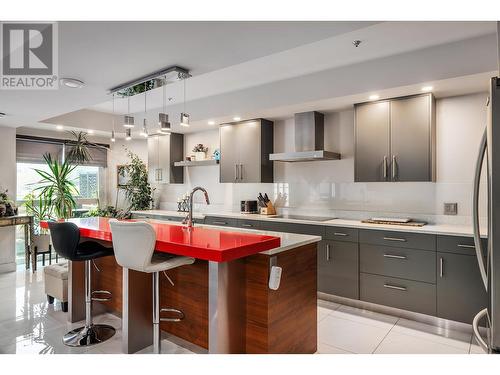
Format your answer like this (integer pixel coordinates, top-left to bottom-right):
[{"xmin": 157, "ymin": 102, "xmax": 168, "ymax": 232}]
[{"xmin": 240, "ymin": 200, "xmax": 258, "ymax": 214}]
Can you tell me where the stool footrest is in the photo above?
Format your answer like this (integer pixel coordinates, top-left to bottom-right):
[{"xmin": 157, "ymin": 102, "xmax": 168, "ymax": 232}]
[
  {"xmin": 91, "ymin": 290, "xmax": 112, "ymax": 302},
  {"xmin": 159, "ymin": 308, "xmax": 185, "ymax": 322}
]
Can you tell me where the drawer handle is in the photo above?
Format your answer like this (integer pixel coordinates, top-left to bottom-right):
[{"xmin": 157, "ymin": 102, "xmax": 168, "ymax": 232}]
[
  {"xmin": 383, "ymin": 254, "xmax": 407, "ymax": 260},
  {"xmin": 241, "ymin": 224, "xmax": 253, "ymax": 227},
  {"xmin": 457, "ymin": 244, "xmax": 475, "ymax": 249},
  {"xmin": 383, "ymin": 283, "xmax": 407, "ymax": 291},
  {"xmin": 383, "ymin": 236, "xmax": 407, "ymax": 242},
  {"xmin": 212, "ymin": 221, "xmax": 228, "ymax": 225},
  {"xmin": 333, "ymin": 232, "xmax": 348, "ymax": 237}
]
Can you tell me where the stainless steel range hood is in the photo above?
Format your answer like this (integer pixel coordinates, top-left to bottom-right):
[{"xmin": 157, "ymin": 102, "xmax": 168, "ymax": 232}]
[{"xmin": 269, "ymin": 111, "xmax": 341, "ymax": 162}]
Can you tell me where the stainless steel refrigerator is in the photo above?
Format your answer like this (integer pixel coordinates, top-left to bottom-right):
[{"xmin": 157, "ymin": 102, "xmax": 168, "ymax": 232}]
[{"xmin": 472, "ymin": 76, "xmax": 500, "ymax": 353}]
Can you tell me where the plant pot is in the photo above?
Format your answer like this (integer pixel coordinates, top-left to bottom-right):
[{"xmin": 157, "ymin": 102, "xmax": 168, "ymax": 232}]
[{"xmin": 195, "ymin": 152, "xmax": 206, "ymax": 161}]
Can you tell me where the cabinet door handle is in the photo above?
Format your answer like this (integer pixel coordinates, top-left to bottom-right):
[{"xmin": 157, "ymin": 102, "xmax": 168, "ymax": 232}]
[
  {"xmin": 383, "ymin": 254, "xmax": 407, "ymax": 260},
  {"xmin": 384, "ymin": 283, "xmax": 407, "ymax": 291},
  {"xmin": 158, "ymin": 169, "xmax": 162, "ymax": 181},
  {"xmin": 333, "ymin": 232, "xmax": 348, "ymax": 237},
  {"xmin": 212, "ymin": 221, "xmax": 228, "ymax": 225},
  {"xmin": 458, "ymin": 244, "xmax": 475, "ymax": 249},
  {"xmin": 439, "ymin": 257, "xmax": 444, "ymax": 278},
  {"xmin": 326, "ymin": 243, "xmax": 331, "ymax": 261},
  {"xmin": 239, "ymin": 163, "xmax": 243, "ymax": 180},
  {"xmin": 392, "ymin": 155, "xmax": 397, "ymax": 180},
  {"xmin": 383, "ymin": 156, "xmax": 388, "ymax": 180},
  {"xmin": 234, "ymin": 164, "xmax": 239, "ymax": 181},
  {"xmin": 383, "ymin": 236, "xmax": 407, "ymax": 242}
]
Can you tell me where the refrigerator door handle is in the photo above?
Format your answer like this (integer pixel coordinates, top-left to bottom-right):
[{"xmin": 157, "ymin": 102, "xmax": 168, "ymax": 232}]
[
  {"xmin": 473, "ymin": 308, "xmax": 489, "ymax": 353},
  {"xmin": 473, "ymin": 128, "xmax": 489, "ymax": 290}
]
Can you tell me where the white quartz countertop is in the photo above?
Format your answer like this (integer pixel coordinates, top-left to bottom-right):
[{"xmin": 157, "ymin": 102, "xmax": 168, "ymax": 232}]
[{"xmin": 132, "ymin": 209, "xmax": 487, "ymax": 238}]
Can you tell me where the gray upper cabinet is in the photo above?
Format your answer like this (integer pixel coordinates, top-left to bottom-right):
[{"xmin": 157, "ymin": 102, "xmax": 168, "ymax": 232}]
[
  {"xmin": 355, "ymin": 101, "xmax": 390, "ymax": 182},
  {"xmin": 355, "ymin": 94, "xmax": 435, "ymax": 182},
  {"xmin": 391, "ymin": 95, "xmax": 435, "ymax": 181},
  {"xmin": 147, "ymin": 133, "xmax": 184, "ymax": 184},
  {"xmin": 220, "ymin": 119, "xmax": 274, "ymax": 183}
]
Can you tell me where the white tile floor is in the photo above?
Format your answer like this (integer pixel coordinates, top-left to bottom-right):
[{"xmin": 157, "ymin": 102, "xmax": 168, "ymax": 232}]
[{"xmin": 0, "ymin": 268, "xmax": 488, "ymax": 354}]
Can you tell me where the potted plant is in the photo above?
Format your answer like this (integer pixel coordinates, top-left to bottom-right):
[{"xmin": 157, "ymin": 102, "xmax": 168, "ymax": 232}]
[
  {"xmin": 34, "ymin": 153, "xmax": 79, "ymax": 219},
  {"xmin": 192, "ymin": 144, "xmax": 208, "ymax": 161},
  {"xmin": 122, "ymin": 151, "xmax": 155, "ymax": 210},
  {"xmin": 0, "ymin": 189, "xmax": 18, "ymax": 217},
  {"xmin": 24, "ymin": 191, "xmax": 53, "ymax": 257}
]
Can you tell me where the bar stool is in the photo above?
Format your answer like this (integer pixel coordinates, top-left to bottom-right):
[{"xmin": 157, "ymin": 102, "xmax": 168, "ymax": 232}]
[
  {"xmin": 109, "ymin": 219, "xmax": 195, "ymax": 354},
  {"xmin": 48, "ymin": 221, "xmax": 116, "ymax": 347}
]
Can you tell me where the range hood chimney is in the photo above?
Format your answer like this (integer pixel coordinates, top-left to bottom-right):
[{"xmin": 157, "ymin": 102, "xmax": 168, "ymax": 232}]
[{"xmin": 269, "ymin": 111, "xmax": 341, "ymax": 162}]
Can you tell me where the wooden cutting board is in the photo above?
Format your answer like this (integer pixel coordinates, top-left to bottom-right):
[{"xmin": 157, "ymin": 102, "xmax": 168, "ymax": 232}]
[{"xmin": 361, "ymin": 219, "xmax": 427, "ymax": 227}]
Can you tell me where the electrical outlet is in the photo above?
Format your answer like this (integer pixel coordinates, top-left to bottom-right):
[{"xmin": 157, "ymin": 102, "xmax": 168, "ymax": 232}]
[{"xmin": 444, "ymin": 202, "xmax": 458, "ymax": 215}]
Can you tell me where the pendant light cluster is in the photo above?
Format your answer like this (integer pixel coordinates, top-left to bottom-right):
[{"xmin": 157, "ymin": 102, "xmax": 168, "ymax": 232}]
[{"xmin": 109, "ymin": 66, "xmax": 191, "ymax": 142}]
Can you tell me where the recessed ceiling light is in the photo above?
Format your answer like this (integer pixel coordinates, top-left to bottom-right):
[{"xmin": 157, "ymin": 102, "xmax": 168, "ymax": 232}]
[
  {"xmin": 60, "ymin": 78, "xmax": 85, "ymax": 89},
  {"xmin": 369, "ymin": 94, "xmax": 380, "ymax": 101},
  {"xmin": 233, "ymin": 116, "xmax": 241, "ymax": 121},
  {"xmin": 208, "ymin": 120, "xmax": 215, "ymax": 125},
  {"xmin": 56, "ymin": 125, "xmax": 64, "ymax": 131},
  {"xmin": 421, "ymin": 86, "xmax": 433, "ymax": 92},
  {"xmin": 88, "ymin": 129, "xmax": 95, "ymax": 134}
]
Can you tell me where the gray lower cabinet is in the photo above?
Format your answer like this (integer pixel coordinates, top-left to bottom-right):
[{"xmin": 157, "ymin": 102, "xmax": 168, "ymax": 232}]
[
  {"xmin": 204, "ymin": 216, "xmax": 238, "ymax": 227},
  {"xmin": 360, "ymin": 244, "xmax": 436, "ymax": 284},
  {"xmin": 360, "ymin": 273, "xmax": 436, "ymax": 316},
  {"xmin": 318, "ymin": 240, "xmax": 359, "ymax": 299},
  {"xmin": 237, "ymin": 219, "xmax": 261, "ymax": 229},
  {"xmin": 436, "ymin": 251, "xmax": 488, "ymax": 324}
]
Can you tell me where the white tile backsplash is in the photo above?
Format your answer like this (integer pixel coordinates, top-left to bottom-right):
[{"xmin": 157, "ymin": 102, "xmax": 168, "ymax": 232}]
[{"xmin": 156, "ymin": 92, "xmax": 489, "ymax": 225}]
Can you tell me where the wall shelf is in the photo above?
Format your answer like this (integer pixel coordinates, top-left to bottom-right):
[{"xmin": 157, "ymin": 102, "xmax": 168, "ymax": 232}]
[{"xmin": 174, "ymin": 159, "xmax": 220, "ymax": 167}]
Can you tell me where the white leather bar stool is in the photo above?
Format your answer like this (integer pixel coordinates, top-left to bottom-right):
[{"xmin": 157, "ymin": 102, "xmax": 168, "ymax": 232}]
[{"xmin": 109, "ymin": 220, "xmax": 195, "ymax": 354}]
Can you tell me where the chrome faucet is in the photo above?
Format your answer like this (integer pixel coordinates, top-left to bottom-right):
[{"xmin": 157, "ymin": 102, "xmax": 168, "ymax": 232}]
[{"xmin": 183, "ymin": 187, "xmax": 210, "ymax": 228}]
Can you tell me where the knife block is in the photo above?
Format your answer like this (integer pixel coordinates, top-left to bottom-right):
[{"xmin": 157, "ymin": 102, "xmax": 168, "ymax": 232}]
[{"xmin": 260, "ymin": 201, "xmax": 276, "ymax": 215}]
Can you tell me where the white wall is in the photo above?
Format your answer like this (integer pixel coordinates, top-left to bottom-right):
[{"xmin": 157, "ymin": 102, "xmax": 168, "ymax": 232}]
[
  {"xmin": 157, "ymin": 92, "xmax": 488, "ymax": 224},
  {"xmin": 0, "ymin": 127, "xmax": 17, "ymax": 273}
]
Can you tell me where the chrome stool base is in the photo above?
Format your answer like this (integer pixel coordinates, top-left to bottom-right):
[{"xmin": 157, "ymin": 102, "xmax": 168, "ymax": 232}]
[{"xmin": 63, "ymin": 324, "xmax": 116, "ymax": 347}]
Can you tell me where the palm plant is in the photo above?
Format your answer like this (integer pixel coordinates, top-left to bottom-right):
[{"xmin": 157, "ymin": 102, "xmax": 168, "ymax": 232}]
[
  {"xmin": 66, "ymin": 131, "xmax": 93, "ymax": 164},
  {"xmin": 34, "ymin": 153, "xmax": 79, "ymax": 219},
  {"xmin": 24, "ymin": 191, "xmax": 53, "ymax": 233}
]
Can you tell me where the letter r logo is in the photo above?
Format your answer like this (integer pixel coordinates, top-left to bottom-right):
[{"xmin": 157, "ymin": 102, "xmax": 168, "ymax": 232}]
[{"xmin": 2, "ymin": 23, "xmax": 53, "ymax": 75}]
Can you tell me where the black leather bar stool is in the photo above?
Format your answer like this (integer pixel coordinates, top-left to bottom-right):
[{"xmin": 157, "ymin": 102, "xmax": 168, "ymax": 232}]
[{"xmin": 48, "ymin": 221, "xmax": 116, "ymax": 347}]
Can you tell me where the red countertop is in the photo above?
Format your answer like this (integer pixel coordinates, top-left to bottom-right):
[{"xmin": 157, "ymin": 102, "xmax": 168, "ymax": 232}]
[{"xmin": 41, "ymin": 217, "xmax": 281, "ymax": 263}]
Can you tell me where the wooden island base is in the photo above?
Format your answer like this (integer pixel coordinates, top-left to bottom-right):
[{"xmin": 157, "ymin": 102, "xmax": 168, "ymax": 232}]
[{"xmin": 68, "ymin": 243, "xmax": 317, "ymax": 354}]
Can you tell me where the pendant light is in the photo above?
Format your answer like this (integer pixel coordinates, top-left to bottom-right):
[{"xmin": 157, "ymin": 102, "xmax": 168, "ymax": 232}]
[
  {"xmin": 180, "ymin": 78, "xmax": 190, "ymax": 127},
  {"xmin": 123, "ymin": 95, "xmax": 135, "ymax": 128},
  {"xmin": 125, "ymin": 128, "xmax": 132, "ymax": 141},
  {"xmin": 140, "ymin": 87, "xmax": 149, "ymax": 138},
  {"xmin": 158, "ymin": 80, "xmax": 171, "ymax": 134},
  {"xmin": 110, "ymin": 94, "xmax": 116, "ymax": 142}
]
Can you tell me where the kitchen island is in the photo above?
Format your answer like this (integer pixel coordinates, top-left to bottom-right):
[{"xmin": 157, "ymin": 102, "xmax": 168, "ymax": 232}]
[{"xmin": 41, "ymin": 217, "xmax": 320, "ymax": 354}]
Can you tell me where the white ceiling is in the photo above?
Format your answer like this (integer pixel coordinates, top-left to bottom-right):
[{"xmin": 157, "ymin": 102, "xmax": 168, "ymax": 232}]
[{"xmin": 2, "ymin": 21, "xmax": 498, "ymax": 137}]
